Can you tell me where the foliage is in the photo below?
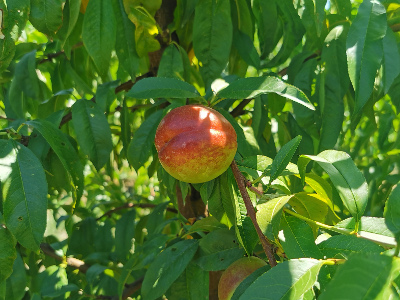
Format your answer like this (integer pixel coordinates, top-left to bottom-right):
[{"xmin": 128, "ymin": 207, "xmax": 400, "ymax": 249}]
[{"xmin": 0, "ymin": 0, "xmax": 400, "ymax": 299}]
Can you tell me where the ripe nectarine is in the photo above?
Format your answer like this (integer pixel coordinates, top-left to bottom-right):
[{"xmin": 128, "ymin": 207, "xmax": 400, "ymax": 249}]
[
  {"xmin": 154, "ymin": 105, "xmax": 237, "ymax": 183},
  {"xmin": 218, "ymin": 256, "xmax": 267, "ymax": 300}
]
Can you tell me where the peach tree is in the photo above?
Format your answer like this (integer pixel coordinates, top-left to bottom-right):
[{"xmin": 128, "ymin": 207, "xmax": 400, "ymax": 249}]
[{"xmin": 1, "ymin": 0, "xmax": 400, "ymax": 299}]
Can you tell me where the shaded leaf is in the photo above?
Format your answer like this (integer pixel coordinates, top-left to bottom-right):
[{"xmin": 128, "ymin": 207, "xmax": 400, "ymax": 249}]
[
  {"xmin": 82, "ymin": 0, "xmax": 116, "ymax": 75},
  {"xmin": 127, "ymin": 77, "xmax": 200, "ymax": 99},
  {"xmin": 115, "ymin": 210, "xmax": 136, "ymax": 263},
  {"xmin": 127, "ymin": 110, "xmax": 163, "ymax": 171},
  {"xmin": 382, "ymin": 27, "xmax": 400, "ymax": 94},
  {"xmin": 193, "ymin": 0, "xmax": 232, "ymax": 86},
  {"xmin": 71, "ymin": 100, "xmax": 113, "ymax": 170},
  {"xmin": 29, "ymin": 0, "xmax": 64, "ymax": 36},
  {"xmin": 0, "ymin": 140, "xmax": 47, "ymax": 250},
  {"xmin": 26, "ymin": 119, "xmax": 84, "ymax": 208},
  {"xmin": 384, "ymin": 184, "xmax": 400, "ymax": 237},
  {"xmin": 0, "ymin": 224, "xmax": 16, "ymax": 283},
  {"xmin": 141, "ymin": 239, "xmax": 199, "ymax": 300}
]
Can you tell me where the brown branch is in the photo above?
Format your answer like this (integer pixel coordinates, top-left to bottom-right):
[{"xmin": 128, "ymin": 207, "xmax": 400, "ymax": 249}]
[
  {"xmin": 230, "ymin": 161, "xmax": 277, "ymax": 267},
  {"xmin": 39, "ymin": 42, "xmax": 84, "ymax": 64},
  {"xmin": 40, "ymin": 243, "xmax": 90, "ymax": 273},
  {"xmin": 96, "ymin": 202, "xmax": 178, "ymax": 221},
  {"xmin": 230, "ymin": 99, "xmax": 252, "ymax": 118}
]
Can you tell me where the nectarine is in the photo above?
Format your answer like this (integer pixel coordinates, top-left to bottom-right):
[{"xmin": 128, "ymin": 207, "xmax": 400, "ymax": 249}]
[
  {"xmin": 154, "ymin": 105, "xmax": 237, "ymax": 183},
  {"xmin": 218, "ymin": 256, "xmax": 267, "ymax": 300}
]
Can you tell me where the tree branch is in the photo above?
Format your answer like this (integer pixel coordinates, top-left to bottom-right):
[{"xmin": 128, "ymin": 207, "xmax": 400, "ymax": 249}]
[{"xmin": 230, "ymin": 161, "xmax": 277, "ymax": 267}]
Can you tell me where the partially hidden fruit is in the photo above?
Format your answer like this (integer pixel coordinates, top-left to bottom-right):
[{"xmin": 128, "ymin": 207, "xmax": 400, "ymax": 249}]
[
  {"xmin": 218, "ymin": 256, "xmax": 267, "ymax": 300},
  {"xmin": 154, "ymin": 105, "xmax": 237, "ymax": 184},
  {"xmin": 80, "ymin": 0, "xmax": 89, "ymax": 14}
]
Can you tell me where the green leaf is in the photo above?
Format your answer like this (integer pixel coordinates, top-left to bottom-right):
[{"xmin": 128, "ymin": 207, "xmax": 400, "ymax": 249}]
[
  {"xmin": 127, "ymin": 109, "xmax": 163, "ymax": 171},
  {"xmin": 319, "ymin": 254, "xmax": 400, "ymax": 300},
  {"xmin": 158, "ymin": 44, "xmax": 188, "ymax": 80},
  {"xmin": 141, "ymin": 239, "xmax": 199, "ymax": 300},
  {"xmin": 239, "ymin": 258, "xmax": 325, "ymax": 299},
  {"xmin": 0, "ymin": 32, "xmax": 16, "ymax": 73},
  {"xmin": 384, "ymin": 185, "xmax": 400, "ymax": 237},
  {"xmin": 115, "ymin": 210, "xmax": 136, "ymax": 263},
  {"xmin": 0, "ymin": 224, "xmax": 16, "ymax": 283},
  {"xmin": 319, "ymin": 25, "xmax": 349, "ymax": 151},
  {"xmin": 256, "ymin": 195, "xmax": 293, "ymax": 241},
  {"xmin": 186, "ymin": 216, "xmax": 226, "ymax": 235},
  {"xmin": 113, "ymin": 0, "xmax": 140, "ymax": 78},
  {"xmin": 8, "ymin": 50, "xmax": 40, "ymax": 117},
  {"xmin": 82, "ymin": 0, "xmax": 116, "ymax": 75},
  {"xmin": 269, "ymin": 135, "xmax": 302, "ymax": 185},
  {"xmin": 299, "ymin": 150, "xmax": 368, "ymax": 224},
  {"xmin": 382, "ymin": 27, "xmax": 400, "ymax": 94},
  {"xmin": 7, "ymin": 0, "xmax": 30, "ymax": 41},
  {"xmin": 205, "ymin": 172, "xmax": 236, "ymax": 227},
  {"xmin": 280, "ymin": 215, "xmax": 323, "ymax": 259},
  {"xmin": 318, "ymin": 235, "xmax": 384, "ymax": 259},
  {"xmin": 0, "ymin": 140, "xmax": 47, "ymax": 250},
  {"xmin": 288, "ymin": 193, "xmax": 331, "ymax": 229},
  {"xmin": 166, "ymin": 262, "xmax": 209, "ymax": 300},
  {"xmin": 56, "ymin": 0, "xmax": 81, "ymax": 46},
  {"xmin": 217, "ymin": 77, "xmax": 315, "ymax": 111},
  {"xmin": 126, "ymin": 77, "xmax": 200, "ymax": 99},
  {"xmin": 26, "ymin": 119, "xmax": 84, "ymax": 209},
  {"xmin": 335, "ymin": 217, "xmax": 396, "ymax": 248},
  {"xmin": 193, "ymin": 0, "xmax": 232, "ymax": 86},
  {"xmin": 232, "ymin": 30, "xmax": 260, "ymax": 69},
  {"xmin": 71, "ymin": 99, "xmax": 113, "ymax": 170},
  {"xmin": 346, "ymin": 0, "xmax": 387, "ymax": 114},
  {"xmin": 231, "ymin": 265, "xmax": 271, "ymax": 300},
  {"xmin": 29, "ymin": 0, "xmax": 65, "ymax": 36},
  {"xmin": 195, "ymin": 228, "xmax": 245, "ymax": 271},
  {"xmin": 5, "ymin": 253, "xmax": 27, "ymax": 300},
  {"xmin": 95, "ymin": 80, "xmax": 119, "ymax": 112},
  {"xmin": 67, "ymin": 218, "xmax": 97, "ymax": 258}
]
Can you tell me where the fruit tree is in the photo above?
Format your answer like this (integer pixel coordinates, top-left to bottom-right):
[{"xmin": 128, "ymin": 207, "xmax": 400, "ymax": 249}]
[{"xmin": 1, "ymin": 0, "xmax": 400, "ymax": 299}]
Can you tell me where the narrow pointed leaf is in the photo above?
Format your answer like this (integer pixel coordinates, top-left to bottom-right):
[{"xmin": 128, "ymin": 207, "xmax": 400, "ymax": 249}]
[
  {"xmin": 26, "ymin": 119, "xmax": 84, "ymax": 208},
  {"xmin": 127, "ymin": 110, "xmax": 164, "ymax": 171},
  {"xmin": 29, "ymin": 0, "xmax": 64, "ymax": 36},
  {"xmin": 0, "ymin": 224, "xmax": 17, "ymax": 283},
  {"xmin": 141, "ymin": 239, "xmax": 199, "ymax": 300},
  {"xmin": 299, "ymin": 150, "xmax": 368, "ymax": 223},
  {"xmin": 193, "ymin": 0, "xmax": 232, "ymax": 86},
  {"xmin": 382, "ymin": 27, "xmax": 400, "ymax": 94},
  {"xmin": 269, "ymin": 135, "xmax": 302, "ymax": 184},
  {"xmin": 280, "ymin": 215, "xmax": 323, "ymax": 259},
  {"xmin": 82, "ymin": 0, "xmax": 116, "ymax": 75},
  {"xmin": 71, "ymin": 100, "xmax": 113, "ymax": 171},
  {"xmin": 239, "ymin": 258, "xmax": 325, "ymax": 299},
  {"xmin": 113, "ymin": 0, "xmax": 140, "ymax": 78},
  {"xmin": 346, "ymin": 0, "xmax": 386, "ymax": 114},
  {"xmin": 217, "ymin": 77, "xmax": 315, "ymax": 110},
  {"xmin": 318, "ymin": 235, "xmax": 384, "ymax": 259},
  {"xmin": 319, "ymin": 254, "xmax": 400, "ymax": 300},
  {"xmin": 126, "ymin": 77, "xmax": 200, "ymax": 99},
  {"xmin": 0, "ymin": 140, "xmax": 47, "ymax": 250}
]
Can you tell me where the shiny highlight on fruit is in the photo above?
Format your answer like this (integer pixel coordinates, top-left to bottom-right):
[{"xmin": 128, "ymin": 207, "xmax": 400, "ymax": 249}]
[{"xmin": 154, "ymin": 105, "xmax": 237, "ymax": 183}]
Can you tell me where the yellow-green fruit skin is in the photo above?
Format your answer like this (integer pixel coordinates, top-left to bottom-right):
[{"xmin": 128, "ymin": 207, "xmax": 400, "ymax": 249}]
[
  {"xmin": 154, "ymin": 105, "xmax": 237, "ymax": 184},
  {"xmin": 218, "ymin": 256, "xmax": 267, "ymax": 300}
]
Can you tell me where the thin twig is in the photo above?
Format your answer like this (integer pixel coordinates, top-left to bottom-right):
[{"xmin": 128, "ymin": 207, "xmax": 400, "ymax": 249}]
[
  {"xmin": 230, "ymin": 99, "xmax": 252, "ymax": 117},
  {"xmin": 40, "ymin": 243, "xmax": 90, "ymax": 273},
  {"xmin": 230, "ymin": 161, "xmax": 277, "ymax": 267},
  {"xmin": 96, "ymin": 202, "xmax": 178, "ymax": 221}
]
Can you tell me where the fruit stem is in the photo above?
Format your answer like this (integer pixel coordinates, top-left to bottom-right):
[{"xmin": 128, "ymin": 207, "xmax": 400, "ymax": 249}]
[{"xmin": 231, "ymin": 160, "xmax": 277, "ymax": 267}]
